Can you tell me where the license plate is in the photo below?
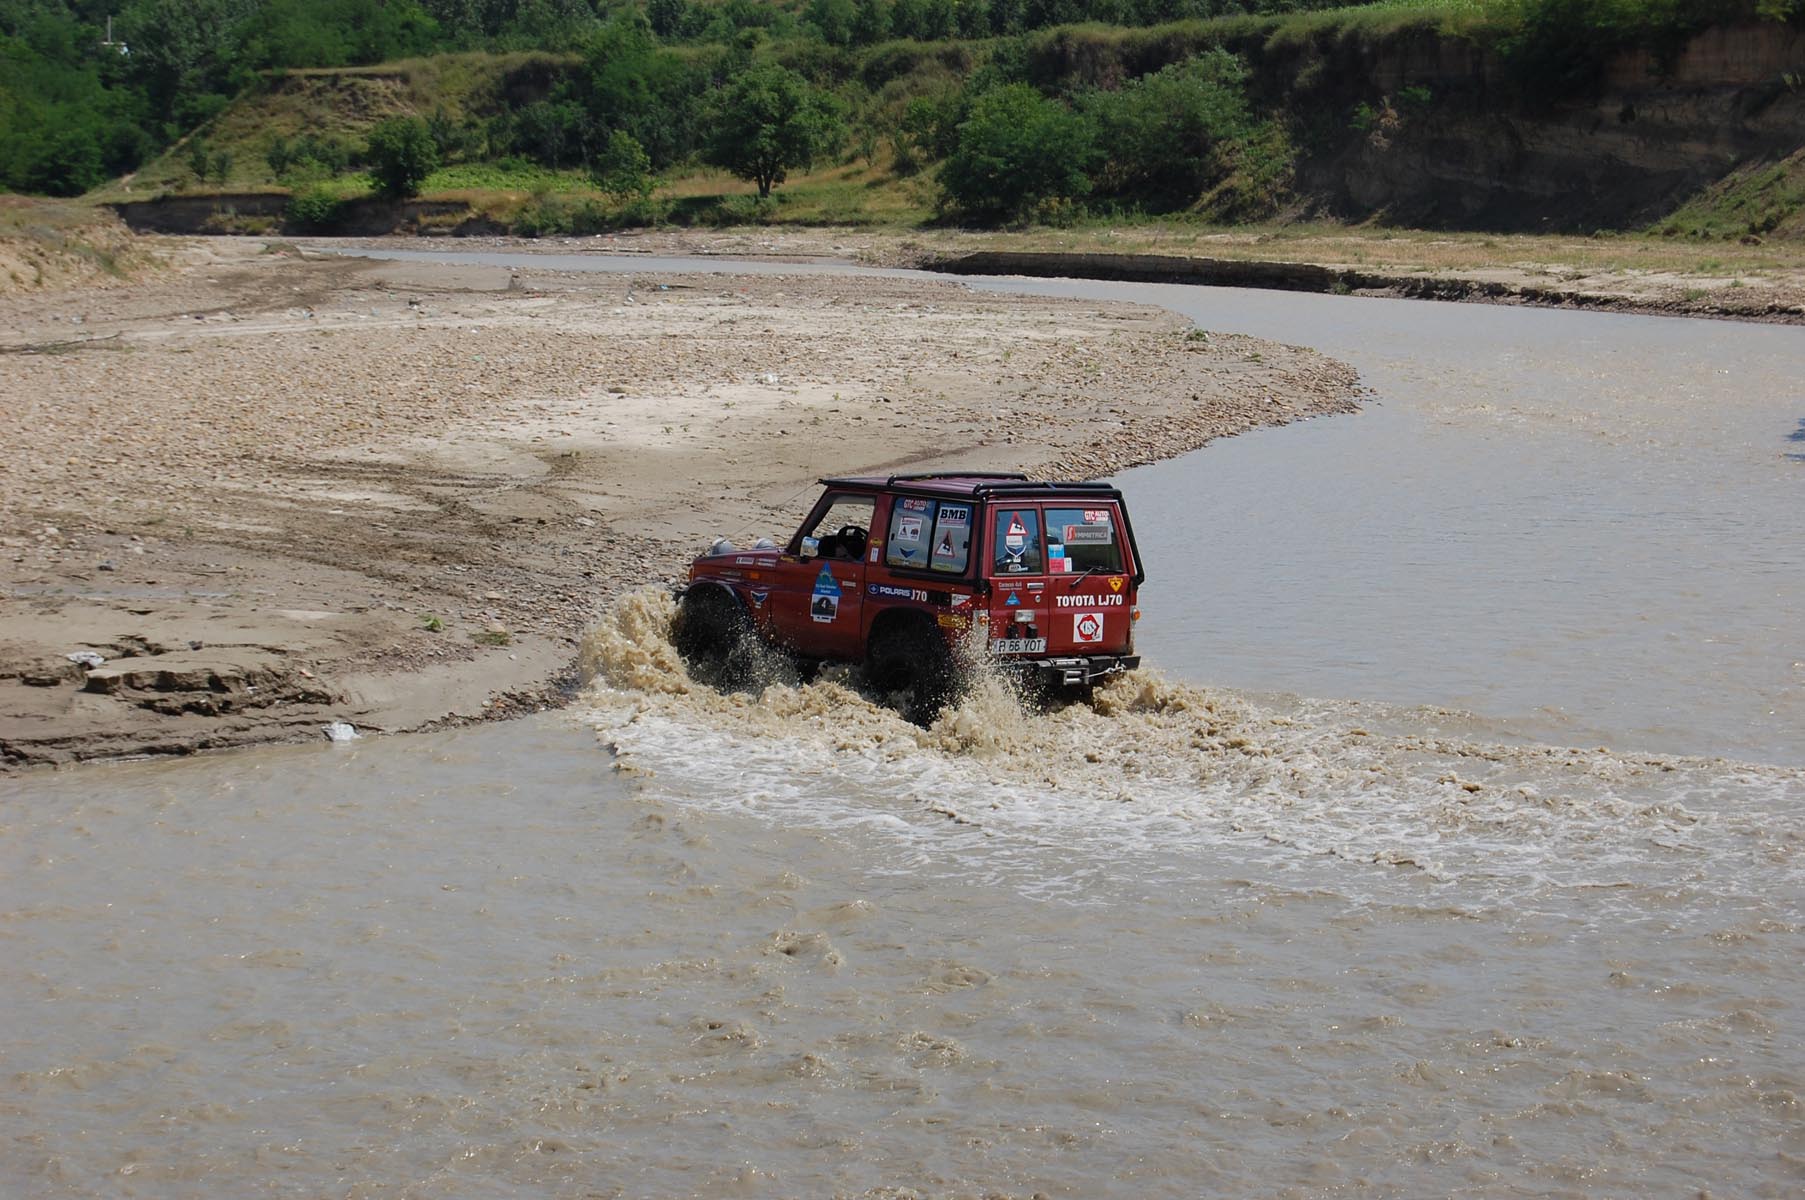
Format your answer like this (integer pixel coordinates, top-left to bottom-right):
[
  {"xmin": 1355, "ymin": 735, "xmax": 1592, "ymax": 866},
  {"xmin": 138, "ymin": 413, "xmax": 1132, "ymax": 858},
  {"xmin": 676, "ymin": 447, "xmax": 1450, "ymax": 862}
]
[{"xmin": 990, "ymin": 638, "xmax": 1047, "ymax": 655}]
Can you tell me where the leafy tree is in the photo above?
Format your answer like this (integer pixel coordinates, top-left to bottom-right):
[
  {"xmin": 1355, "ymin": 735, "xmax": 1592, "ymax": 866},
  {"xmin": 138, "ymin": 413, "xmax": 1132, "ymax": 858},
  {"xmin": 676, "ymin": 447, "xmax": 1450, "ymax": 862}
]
[
  {"xmin": 366, "ymin": 115, "xmax": 439, "ymax": 198},
  {"xmin": 805, "ymin": 0, "xmax": 856, "ymax": 44},
  {"xmin": 592, "ymin": 128, "xmax": 652, "ymax": 200},
  {"xmin": 702, "ymin": 64, "xmax": 844, "ymax": 197},
  {"xmin": 580, "ymin": 16, "xmax": 702, "ymax": 168},
  {"xmin": 646, "ymin": 0, "xmax": 690, "ymax": 38},
  {"xmin": 1083, "ymin": 50, "xmax": 1251, "ymax": 210},
  {"xmin": 849, "ymin": 0, "xmax": 890, "ymax": 45},
  {"xmin": 234, "ymin": 0, "xmax": 438, "ymax": 69},
  {"xmin": 512, "ymin": 98, "xmax": 590, "ymax": 166},
  {"xmin": 894, "ymin": 89, "xmax": 963, "ymax": 171},
  {"xmin": 497, "ymin": 0, "xmax": 599, "ymax": 50},
  {"xmin": 956, "ymin": 0, "xmax": 992, "ymax": 38},
  {"xmin": 187, "ymin": 136, "xmax": 212, "ymax": 180},
  {"xmin": 939, "ymin": 83, "xmax": 1095, "ymax": 220}
]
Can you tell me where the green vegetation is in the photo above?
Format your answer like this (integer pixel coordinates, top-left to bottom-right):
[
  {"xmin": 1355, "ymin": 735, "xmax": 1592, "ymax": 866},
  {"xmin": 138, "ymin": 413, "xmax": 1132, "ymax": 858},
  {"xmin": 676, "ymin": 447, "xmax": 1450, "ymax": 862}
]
[
  {"xmin": 1654, "ymin": 150, "xmax": 1805, "ymax": 241},
  {"xmin": 366, "ymin": 114, "xmax": 438, "ymax": 197},
  {"xmin": 4, "ymin": 0, "xmax": 1802, "ymax": 235},
  {"xmin": 939, "ymin": 83, "xmax": 1095, "ymax": 220},
  {"xmin": 702, "ymin": 64, "xmax": 844, "ymax": 197}
]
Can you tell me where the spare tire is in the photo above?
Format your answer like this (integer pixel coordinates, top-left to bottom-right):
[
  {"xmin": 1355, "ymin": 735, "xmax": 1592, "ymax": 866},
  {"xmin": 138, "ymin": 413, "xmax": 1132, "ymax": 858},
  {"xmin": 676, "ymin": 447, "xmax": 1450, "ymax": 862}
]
[{"xmin": 867, "ymin": 618, "xmax": 957, "ymax": 725}]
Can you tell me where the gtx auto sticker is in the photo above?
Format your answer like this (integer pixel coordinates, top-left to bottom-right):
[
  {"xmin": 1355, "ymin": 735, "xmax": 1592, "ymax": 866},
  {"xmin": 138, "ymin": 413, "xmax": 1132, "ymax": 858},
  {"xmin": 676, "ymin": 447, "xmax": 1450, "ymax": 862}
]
[{"xmin": 1074, "ymin": 611, "xmax": 1105, "ymax": 643}]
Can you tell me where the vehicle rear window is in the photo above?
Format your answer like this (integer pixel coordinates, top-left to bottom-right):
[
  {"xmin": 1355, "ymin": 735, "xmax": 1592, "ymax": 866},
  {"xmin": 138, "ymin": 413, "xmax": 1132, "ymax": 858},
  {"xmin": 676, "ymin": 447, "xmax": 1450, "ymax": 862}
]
[
  {"xmin": 886, "ymin": 498, "xmax": 971, "ymax": 574},
  {"xmin": 929, "ymin": 503, "xmax": 971, "ymax": 573},
  {"xmin": 1045, "ymin": 507, "xmax": 1123, "ymax": 574},
  {"xmin": 992, "ymin": 507, "xmax": 1042, "ymax": 575}
]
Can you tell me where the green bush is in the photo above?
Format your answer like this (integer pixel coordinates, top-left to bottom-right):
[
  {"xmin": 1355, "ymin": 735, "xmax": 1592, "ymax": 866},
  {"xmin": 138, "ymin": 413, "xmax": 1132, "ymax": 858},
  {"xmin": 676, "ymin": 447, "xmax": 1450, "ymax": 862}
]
[
  {"xmin": 592, "ymin": 129, "xmax": 654, "ymax": 201},
  {"xmin": 366, "ymin": 116, "xmax": 440, "ymax": 199},
  {"xmin": 1083, "ymin": 48, "xmax": 1251, "ymax": 211},
  {"xmin": 939, "ymin": 82, "xmax": 1096, "ymax": 220},
  {"xmin": 285, "ymin": 185, "xmax": 346, "ymax": 231}
]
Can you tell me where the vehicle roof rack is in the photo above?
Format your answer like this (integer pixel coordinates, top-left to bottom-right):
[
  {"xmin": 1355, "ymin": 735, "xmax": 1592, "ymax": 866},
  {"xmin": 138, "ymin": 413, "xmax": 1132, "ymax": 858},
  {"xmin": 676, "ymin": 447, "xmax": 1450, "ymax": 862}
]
[
  {"xmin": 817, "ymin": 472, "xmax": 1120, "ymax": 498},
  {"xmin": 884, "ymin": 472, "xmax": 1028, "ymax": 485}
]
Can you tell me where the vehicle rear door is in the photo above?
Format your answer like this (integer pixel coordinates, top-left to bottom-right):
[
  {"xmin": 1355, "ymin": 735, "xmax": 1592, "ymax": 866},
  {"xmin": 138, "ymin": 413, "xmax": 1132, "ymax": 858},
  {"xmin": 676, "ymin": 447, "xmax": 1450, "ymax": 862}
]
[
  {"xmin": 983, "ymin": 503, "xmax": 1053, "ymax": 653},
  {"xmin": 1037, "ymin": 503, "xmax": 1136, "ymax": 655}
]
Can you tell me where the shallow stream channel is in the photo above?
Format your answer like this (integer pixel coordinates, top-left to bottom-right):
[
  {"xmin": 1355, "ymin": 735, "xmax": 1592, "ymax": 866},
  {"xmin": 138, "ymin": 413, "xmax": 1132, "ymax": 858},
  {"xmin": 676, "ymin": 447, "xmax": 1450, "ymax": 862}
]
[{"xmin": 4, "ymin": 252, "xmax": 1802, "ymax": 1198}]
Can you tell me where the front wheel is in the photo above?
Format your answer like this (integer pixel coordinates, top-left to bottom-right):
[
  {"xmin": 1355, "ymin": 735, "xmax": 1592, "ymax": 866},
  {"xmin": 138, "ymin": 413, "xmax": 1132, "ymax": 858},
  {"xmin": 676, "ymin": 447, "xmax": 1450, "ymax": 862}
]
[
  {"xmin": 866, "ymin": 620, "xmax": 957, "ymax": 725},
  {"xmin": 673, "ymin": 587, "xmax": 758, "ymax": 691}
]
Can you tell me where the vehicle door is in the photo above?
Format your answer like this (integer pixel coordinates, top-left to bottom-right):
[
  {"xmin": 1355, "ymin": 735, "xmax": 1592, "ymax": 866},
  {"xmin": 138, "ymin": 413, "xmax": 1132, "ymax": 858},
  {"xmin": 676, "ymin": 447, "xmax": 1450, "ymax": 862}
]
[
  {"xmin": 769, "ymin": 491, "xmax": 873, "ymax": 659},
  {"xmin": 1039, "ymin": 503, "xmax": 1135, "ymax": 654},
  {"xmin": 983, "ymin": 503, "xmax": 1053, "ymax": 653},
  {"xmin": 867, "ymin": 494, "xmax": 980, "ymax": 641}
]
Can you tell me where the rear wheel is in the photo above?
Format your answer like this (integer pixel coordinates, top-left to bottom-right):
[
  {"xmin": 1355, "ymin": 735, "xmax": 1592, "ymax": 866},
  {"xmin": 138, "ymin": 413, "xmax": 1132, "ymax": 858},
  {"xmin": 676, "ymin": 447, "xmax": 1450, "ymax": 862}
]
[
  {"xmin": 867, "ymin": 619, "xmax": 957, "ymax": 725},
  {"xmin": 673, "ymin": 587, "xmax": 758, "ymax": 690}
]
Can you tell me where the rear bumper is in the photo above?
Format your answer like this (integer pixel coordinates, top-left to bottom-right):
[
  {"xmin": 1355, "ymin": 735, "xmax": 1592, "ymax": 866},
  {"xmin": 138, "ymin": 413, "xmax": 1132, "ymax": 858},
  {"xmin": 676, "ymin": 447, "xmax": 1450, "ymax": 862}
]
[{"xmin": 1020, "ymin": 654, "xmax": 1140, "ymax": 688}]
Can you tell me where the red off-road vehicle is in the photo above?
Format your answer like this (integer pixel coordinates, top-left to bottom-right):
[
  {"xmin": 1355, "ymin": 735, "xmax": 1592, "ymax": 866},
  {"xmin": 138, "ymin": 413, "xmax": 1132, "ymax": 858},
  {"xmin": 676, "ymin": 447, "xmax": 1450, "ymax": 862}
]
[{"xmin": 673, "ymin": 473, "xmax": 1143, "ymax": 720}]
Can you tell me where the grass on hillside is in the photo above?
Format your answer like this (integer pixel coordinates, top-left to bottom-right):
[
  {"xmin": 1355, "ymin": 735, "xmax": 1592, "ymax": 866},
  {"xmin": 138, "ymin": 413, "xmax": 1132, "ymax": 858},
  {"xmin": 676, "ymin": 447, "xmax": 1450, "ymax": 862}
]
[
  {"xmin": 1654, "ymin": 150, "xmax": 1805, "ymax": 242},
  {"xmin": 95, "ymin": 51, "xmax": 571, "ymax": 201}
]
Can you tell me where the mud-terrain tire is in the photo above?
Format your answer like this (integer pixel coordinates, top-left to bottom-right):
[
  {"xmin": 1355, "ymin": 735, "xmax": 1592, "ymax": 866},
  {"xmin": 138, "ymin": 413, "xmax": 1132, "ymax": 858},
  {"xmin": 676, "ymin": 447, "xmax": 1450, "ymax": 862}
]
[
  {"xmin": 867, "ymin": 619, "xmax": 957, "ymax": 725},
  {"xmin": 673, "ymin": 587, "xmax": 758, "ymax": 691}
]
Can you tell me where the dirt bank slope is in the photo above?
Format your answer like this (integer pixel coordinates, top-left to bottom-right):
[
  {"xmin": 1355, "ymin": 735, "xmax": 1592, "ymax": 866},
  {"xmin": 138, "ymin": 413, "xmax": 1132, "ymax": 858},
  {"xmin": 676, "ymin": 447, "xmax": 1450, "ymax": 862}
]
[{"xmin": 0, "ymin": 237, "xmax": 1360, "ymax": 769}]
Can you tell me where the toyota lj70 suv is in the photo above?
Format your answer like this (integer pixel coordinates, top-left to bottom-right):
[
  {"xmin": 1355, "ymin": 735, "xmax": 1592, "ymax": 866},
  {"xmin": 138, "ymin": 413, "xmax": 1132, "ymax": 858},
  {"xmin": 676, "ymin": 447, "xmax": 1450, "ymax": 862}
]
[{"xmin": 673, "ymin": 473, "xmax": 1143, "ymax": 720}]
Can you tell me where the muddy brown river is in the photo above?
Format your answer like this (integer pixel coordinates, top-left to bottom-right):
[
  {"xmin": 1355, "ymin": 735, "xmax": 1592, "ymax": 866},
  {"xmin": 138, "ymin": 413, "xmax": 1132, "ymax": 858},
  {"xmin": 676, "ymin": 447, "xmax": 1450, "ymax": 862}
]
[{"xmin": 4, "ymin": 257, "xmax": 1802, "ymax": 1198}]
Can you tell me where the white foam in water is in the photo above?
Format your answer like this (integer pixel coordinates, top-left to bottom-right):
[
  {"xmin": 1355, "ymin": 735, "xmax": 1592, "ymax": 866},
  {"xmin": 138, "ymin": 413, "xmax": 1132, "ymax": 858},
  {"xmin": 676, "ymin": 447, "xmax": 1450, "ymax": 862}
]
[{"xmin": 577, "ymin": 590, "xmax": 1805, "ymax": 908}]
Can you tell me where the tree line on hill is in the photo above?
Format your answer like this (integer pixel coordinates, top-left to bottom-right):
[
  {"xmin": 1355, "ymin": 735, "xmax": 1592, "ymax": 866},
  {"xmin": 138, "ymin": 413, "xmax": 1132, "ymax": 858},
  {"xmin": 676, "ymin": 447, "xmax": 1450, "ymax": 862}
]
[
  {"xmin": 0, "ymin": 0, "xmax": 1369, "ymax": 197},
  {"xmin": 3, "ymin": 0, "xmax": 1799, "ymax": 225}
]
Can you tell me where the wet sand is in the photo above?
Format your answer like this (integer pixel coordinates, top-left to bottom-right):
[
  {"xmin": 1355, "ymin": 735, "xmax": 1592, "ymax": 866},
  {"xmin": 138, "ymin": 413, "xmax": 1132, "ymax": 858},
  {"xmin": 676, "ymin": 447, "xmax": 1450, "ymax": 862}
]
[{"xmin": 0, "ymin": 236, "xmax": 1360, "ymax": 768}]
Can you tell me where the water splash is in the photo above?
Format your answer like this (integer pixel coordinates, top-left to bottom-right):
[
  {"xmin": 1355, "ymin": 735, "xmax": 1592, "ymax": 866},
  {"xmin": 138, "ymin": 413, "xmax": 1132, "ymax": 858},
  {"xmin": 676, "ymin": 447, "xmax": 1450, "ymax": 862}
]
[{"xmin": 575, "ymin": 590, "xmax": 1805, "ymax": 906}]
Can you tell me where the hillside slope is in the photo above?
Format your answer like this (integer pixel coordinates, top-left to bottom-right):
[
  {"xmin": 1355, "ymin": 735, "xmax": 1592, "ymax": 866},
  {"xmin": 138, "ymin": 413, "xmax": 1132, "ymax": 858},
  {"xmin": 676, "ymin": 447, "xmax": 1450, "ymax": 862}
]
[{"xmin": 99, "ymin": 13, "xmax": 1805, "ymax": 240}]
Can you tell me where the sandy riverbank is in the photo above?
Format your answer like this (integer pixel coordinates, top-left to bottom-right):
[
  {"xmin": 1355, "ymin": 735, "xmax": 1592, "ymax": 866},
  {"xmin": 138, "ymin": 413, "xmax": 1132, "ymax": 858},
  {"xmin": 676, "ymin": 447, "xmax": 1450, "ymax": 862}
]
[
  {"xmin": 543, "ymin": 225, "xmax": 1805, "ymax": 323},
  {"xmin": 0, "ymin": 236, "xmax": 1360, "ymax": 768}
]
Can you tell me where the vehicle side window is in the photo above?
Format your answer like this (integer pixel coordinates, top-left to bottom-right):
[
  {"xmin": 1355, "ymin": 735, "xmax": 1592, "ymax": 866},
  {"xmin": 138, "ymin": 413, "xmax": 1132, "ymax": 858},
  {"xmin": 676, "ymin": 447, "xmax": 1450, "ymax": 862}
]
[
  {"xmin": 928, "ymin": 502, "xmax": 971, "ymax": 574},
  {"xmin": 886, "ymin": 497, "xmax": 936, "ymax": 568},
  {"xmin": 992, "ymin": 507, "xmax": 1042, "ymax": 575},
  {"xmin": 801, "ymin": 495, "xmax": 875, "ymax": 560},
  {"xmin": 1044, "ymin": 507, "xmax": 1123, "ymax": 574}
]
